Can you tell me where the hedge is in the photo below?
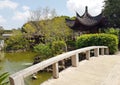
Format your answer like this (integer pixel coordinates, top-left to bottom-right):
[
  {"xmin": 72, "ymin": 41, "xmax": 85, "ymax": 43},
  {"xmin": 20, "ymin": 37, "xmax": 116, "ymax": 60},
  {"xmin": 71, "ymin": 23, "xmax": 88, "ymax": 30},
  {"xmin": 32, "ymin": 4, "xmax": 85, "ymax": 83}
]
[
  {"xmin": 34, "ymin": 43, "xmax": 52, "ymax": 58},
  {"xmin": 76, "ymin": 34, "xmax": 118, "ymax": 54},
  {"xmin": 51, "ymin": 41, "xmax": 67, "ymax": 55}
]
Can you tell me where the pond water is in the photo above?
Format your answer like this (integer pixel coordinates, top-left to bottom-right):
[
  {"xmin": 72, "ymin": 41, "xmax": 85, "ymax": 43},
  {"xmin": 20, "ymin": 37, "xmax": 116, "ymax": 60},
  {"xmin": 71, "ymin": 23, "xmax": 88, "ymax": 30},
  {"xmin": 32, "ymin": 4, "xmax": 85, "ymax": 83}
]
[{"xmin": 0, "ymin": 51, "xmax": 52, "ymax": 85}]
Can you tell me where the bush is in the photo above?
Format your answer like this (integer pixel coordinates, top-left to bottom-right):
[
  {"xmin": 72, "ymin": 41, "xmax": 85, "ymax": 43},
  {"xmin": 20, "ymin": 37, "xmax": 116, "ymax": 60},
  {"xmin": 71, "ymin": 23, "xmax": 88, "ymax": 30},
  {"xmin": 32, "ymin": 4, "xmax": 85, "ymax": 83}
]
[
  {"xmin": 76, "ymin": 34, "xmax": 118, "ymax": 54},
  {"xmin": 66, "ymin": 40, "xmax": 76, "ymax": 51},
  {"xmin": 51, "ymin": 41, "xmax": 67, "ymax": 55},
  {"xmin": 6, "ymin": 30, "xmax": 29, "ymax": 51},
  {"xmin": 104, "ymin": 28, "xmax": 119, "ymax": 36},
  {"xmin": 34, "ymin": 43, "xmax": 52, "ymax": 58},
  {"xmin": 104, "ymin": 28, "xmax": 120, "ymax": 48}
]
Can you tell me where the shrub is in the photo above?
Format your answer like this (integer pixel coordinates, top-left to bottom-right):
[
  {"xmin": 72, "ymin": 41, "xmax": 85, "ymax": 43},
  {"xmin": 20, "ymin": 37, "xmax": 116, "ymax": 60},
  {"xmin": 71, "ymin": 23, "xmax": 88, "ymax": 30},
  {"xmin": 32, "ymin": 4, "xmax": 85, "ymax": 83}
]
[
  {"xmin": 51, "ymin": 41, "xmax": 67, "ymax": 55},
  {"xmin": 104, "ymin": 28, "xmax": 120, "ymax": 48},
  {"xmin": 34, "ymin": 43, "xmax": 52, "ymax": 58},
  {"xmin": 76, "ymin": 34, "xmax": 118, "ymax": 54},
  {"xmin": 104, "ymin": 28, "xmax": 119, "ymax": 36},
  {"xmin": 6, "ymin": 30, "xmax": 29, "ymax": 51},
  {"xmin": 66, "ymin": 40, "xmax": 76, "ymax": 51},
  {"xmin": 6, "ymin": 37, "xmax": 28, "ymax": 51},
  {"xmin": 0, "ymin": 72, "xmax": 9, "ymax": 85}
]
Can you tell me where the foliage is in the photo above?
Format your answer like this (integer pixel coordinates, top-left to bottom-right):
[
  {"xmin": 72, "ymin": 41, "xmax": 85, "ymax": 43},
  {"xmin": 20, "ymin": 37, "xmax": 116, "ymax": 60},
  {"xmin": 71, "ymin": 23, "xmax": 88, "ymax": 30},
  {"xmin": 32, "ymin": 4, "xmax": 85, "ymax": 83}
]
[
  {"xmin": 6, "ymin": 30, "xmax": 29, "ymax": 51},
  {"xmin": 34, "ymin": 43, "xmax": 52, "ymax": 58},
  {"xmin": 40, "ymin": 16, "xmax": 73, "ymax": 43},
  {"xmin": 22, "ymin": 16, "xmax": 73, "ymax": 44},
  {"xmin": 34, "ymin": 41, "xmax": 67, "ymax": 58},
  {"xmin": 22, "ymin": 22, "xmax": 43, "ymax": 47},
  {"xmin": 103, "ymin": 28, "xmax": 120, "ymax": 48},
  {"xmin": 22, "ymin": 7, "xmax": 58, "ymax": 47},
  {"xmin": 0, "ymin": 72, "xmax": 9, "ymax": 85},
  {"xmin": 22, "ymin": 23, "xmax": 36, "ymax": 34},
  {"xmin": 103, "ymin": 0, "xmax": 120, "ymax": 28},
  {"xmin": 0, "ymin": 26, "xmax": 4, "ymax": 35},
  {"xmin": 51, "ymin": 41, "xmax": 67, "ymax": 55},
  {"xmin": 76, "ymin": 34, "xmax": 118, "ymax": 54},
  {"xmin": 104, "ymin": 28, "xmax": 120, "ymax": 36},
  {"xmin": 0, "ymin": 26, "xmax": 4, "ymax": 39},
  {"xmin": 66, "ymin": 40, "xmax": 76, "ymax": 51}
]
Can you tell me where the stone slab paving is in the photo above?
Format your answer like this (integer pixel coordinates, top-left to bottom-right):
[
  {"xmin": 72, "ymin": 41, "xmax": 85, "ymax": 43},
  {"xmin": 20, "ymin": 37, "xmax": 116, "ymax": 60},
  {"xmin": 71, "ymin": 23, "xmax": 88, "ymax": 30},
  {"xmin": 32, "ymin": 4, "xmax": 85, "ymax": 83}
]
[{"xmin": 41, "ymin": 52, "xmax": 120, "ymax": 85}]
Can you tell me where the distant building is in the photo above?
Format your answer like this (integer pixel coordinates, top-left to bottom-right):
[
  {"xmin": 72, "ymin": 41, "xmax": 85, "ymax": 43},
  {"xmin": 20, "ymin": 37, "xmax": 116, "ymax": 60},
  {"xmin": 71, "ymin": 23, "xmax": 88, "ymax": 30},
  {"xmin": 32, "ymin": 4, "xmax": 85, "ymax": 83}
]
[
  {"xmin": 2, "ymin": 34, "xmax": 12, "ymax": 39},
  {"xmin": 66, "ymin": 6, "xmax": 107, "ymax": 33}
]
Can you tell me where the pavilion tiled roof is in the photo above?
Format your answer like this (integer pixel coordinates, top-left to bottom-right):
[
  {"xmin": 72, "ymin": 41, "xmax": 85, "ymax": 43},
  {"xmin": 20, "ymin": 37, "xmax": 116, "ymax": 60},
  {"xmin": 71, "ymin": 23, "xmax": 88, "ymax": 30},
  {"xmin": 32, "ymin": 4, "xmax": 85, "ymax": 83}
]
[{"xmin": 66, "ymin": 6, "xmax": 104, "ymax": 27}]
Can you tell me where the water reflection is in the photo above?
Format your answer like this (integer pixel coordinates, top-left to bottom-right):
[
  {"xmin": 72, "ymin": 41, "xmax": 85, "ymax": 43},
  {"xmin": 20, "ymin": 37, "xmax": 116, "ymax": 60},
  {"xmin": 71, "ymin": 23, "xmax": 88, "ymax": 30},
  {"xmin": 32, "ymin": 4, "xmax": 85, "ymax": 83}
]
[
  {"xmin": 0, "ymin": 52, "xmax": 52, "ymax": 85},
  {"xmin": 3, "ymin": 59, "xmax": 27, "ymax": 74}
]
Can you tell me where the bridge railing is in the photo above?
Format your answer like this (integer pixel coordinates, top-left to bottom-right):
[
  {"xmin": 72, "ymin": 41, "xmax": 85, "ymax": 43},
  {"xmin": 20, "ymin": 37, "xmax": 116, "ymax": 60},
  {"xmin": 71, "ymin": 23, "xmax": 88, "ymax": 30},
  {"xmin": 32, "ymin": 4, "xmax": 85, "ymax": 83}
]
[{"xmin": 9, "ymin": 46, "xmax": 109, "ymax": 85}]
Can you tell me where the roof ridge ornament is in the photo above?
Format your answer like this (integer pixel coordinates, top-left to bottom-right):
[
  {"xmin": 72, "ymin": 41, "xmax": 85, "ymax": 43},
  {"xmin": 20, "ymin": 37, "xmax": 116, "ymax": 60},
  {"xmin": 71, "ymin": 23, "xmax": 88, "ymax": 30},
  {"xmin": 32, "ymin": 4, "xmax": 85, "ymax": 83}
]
[
  {"xmin": 85, "ymin": 6, "xmax": 88, "ymax": 13},
  {"xmin": 76, "ymin": 11, "xmax": 81, "ymax": 17}
]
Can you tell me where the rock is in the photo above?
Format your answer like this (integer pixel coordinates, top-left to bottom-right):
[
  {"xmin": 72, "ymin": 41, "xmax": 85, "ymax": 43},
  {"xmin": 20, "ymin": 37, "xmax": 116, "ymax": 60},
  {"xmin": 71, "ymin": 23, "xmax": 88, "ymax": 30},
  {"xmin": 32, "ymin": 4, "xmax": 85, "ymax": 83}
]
[
  {"xmin": 33, "ymin": 56, "xmax": 41, "ymax": 65},
  {"xmin": 32, "ymin": 74, "xmax": 37, "ymax": 80}
]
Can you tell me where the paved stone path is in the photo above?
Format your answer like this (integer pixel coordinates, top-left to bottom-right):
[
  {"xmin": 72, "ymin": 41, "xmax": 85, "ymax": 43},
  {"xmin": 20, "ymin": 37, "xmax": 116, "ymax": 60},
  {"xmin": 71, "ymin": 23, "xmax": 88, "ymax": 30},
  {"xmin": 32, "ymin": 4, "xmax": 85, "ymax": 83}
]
[{"xmin": 41, "ymin": 52, "xmax": 120, "ymax": 85}]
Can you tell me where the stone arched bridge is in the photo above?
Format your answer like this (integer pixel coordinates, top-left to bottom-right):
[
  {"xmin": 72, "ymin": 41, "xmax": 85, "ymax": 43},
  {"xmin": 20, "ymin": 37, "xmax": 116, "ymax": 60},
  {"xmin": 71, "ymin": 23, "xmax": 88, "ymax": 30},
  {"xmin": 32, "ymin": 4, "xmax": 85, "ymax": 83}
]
[
  {"xmin": 42, "ymin": 52, "xmax": 120, "ymax": 85},
  {"xmin": 9, "ymin": 46, "xmax": 120, "ymax": 85}
]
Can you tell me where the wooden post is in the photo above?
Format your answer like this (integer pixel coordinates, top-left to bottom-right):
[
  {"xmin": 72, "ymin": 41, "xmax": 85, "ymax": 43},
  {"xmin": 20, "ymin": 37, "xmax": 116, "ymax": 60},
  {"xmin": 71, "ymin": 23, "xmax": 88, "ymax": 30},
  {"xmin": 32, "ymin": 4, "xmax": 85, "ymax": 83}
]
[
  {"xmin": 94, "ymin": 48, "xmax": 99, "ymax": 57},
  {"xmin": 9, "ymin": 76, "xmax": 25, "ymax": 85},
  {"xmin": 86, "ymin": 50, "xmax": 90, "ymax": 60},
  {"xmin": 52, "ymin": 62, "xmax": 59, "ymax": 79},
  {"xmin": 101, "ymin": 48, "xmax": 104, "ymax": 55},
  {"xmin": 71, "ymin": 54, "xmax": 79, "ymax": 67}
]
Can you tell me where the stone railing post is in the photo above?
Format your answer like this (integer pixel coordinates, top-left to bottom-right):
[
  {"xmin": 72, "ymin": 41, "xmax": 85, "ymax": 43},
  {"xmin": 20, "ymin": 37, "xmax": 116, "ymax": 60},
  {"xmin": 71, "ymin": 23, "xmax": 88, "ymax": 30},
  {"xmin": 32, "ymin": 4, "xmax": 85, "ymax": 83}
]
[
  {"xmin": 105, "ymin": 48, "xmax": 109, "ymax": 55},
  {"xmin": 94, "ymin": 48, "xmax": 99, "ymax": 57},
  {"xmin": 52, "ymin": 62, "xmax": 59, "ymax": 79},
  {"xmin": 71, "ymin": 54, "xmax": 79, "ymax": 67},
  {"xmin": 9, "ymin": 76, "xmax": 25, "ymax": 85},
  {"xmin": 101, "ymin": 48, "xmax": 104, "ymax": 55},
  {"xmin": 86, "ymin": 50, "xmax": 90, "ymax": 60}
]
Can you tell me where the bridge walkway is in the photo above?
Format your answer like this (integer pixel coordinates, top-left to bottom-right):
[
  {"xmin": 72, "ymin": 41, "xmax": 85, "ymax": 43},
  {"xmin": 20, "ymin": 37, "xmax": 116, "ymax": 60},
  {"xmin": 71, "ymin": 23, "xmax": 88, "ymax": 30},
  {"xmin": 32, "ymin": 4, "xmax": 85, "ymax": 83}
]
[{"xmin": 42, "ymin": 52, "xmax": 120, "ymax": 85}]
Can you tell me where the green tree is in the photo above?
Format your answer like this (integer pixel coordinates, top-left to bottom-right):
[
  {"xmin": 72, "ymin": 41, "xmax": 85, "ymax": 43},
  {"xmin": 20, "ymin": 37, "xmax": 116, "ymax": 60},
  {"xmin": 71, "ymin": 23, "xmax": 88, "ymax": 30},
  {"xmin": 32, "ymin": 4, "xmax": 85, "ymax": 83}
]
[
  {"xmin": 22, "ymin": 22, "xmax": 42, "ymax": 47},
  {"xmin": 22, "ymin": 7, "xmax": 57, "ymax": 46},
  {"xmin": 103, "ymin": 0, "xmax": 120, "ymax": 28},
  {"xmin": 51, "ymin": 41, "xmax": 67, "ymax": 55},
  {"xmin": 0, "ymin": 26, "xmax": 4, "ymax": 35},
  {"xmin": 23, "ymin": 16, "xmax": 73, "ymax": 45},
  {"xmin": 6, "ymin": 30, "xmax": 29, "ymax": 51},
  {"xmin": 34, "ymin": 43, "xmax": 52, "ymax": 58},
  {"xmin": 104, "ymin": 28, "xmax": 120, "ymax": 36},
  {"xmin": 0, "ymin": 26, "xmax": 4, "ymax": 39},
  {"xmin": 40, "ymin": 16, "xmax": 73, "ymax": 43}
]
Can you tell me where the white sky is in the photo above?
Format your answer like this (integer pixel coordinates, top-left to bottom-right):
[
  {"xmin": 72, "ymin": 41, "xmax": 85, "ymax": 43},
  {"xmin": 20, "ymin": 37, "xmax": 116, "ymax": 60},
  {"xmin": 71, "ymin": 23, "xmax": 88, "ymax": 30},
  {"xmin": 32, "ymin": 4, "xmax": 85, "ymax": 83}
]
[
  {"xmin": 67, "ymin": 0, "xmax": 105, "ymax": 16},
  {"xmin": 0, "ymin": 0, "xmax": 105, "ymax": 30}
]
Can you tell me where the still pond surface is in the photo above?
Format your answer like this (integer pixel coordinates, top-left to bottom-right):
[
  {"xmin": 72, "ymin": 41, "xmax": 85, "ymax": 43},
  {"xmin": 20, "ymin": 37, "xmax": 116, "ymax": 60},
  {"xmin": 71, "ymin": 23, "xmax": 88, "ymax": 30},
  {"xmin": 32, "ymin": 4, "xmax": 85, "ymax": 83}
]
[{"xmin": 0, "ymin": 51, "xmax": 52, "ymax": 85}]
